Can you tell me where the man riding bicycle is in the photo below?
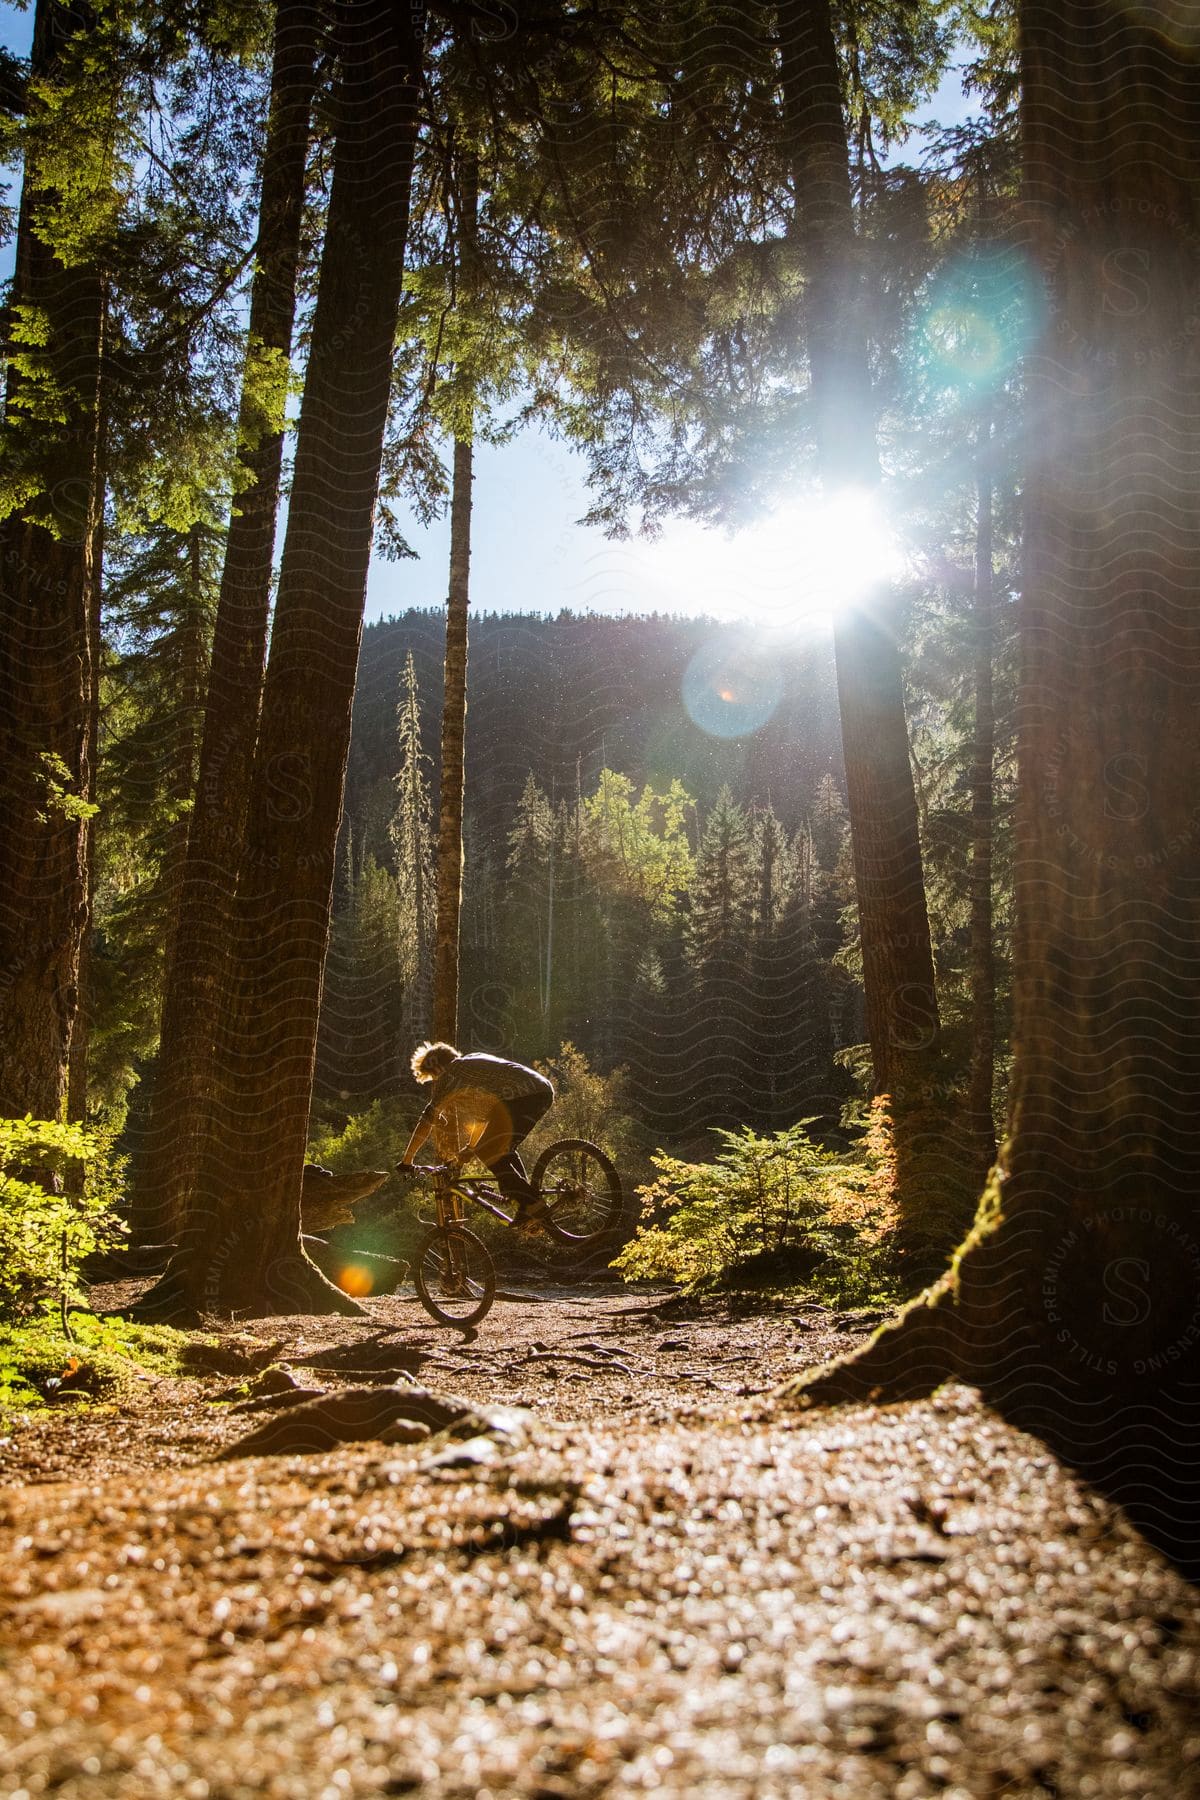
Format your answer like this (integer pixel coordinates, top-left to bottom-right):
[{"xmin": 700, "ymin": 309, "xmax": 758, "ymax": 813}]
[{"xmin": 396, "ymin": 1041, "xmax": 555, "ymax": 1224}]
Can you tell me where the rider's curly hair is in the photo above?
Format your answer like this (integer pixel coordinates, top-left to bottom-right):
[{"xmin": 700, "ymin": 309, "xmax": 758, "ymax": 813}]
[{"xmin": 411, "ymin": 1040, "xmax": 458, "ymax": 1083}]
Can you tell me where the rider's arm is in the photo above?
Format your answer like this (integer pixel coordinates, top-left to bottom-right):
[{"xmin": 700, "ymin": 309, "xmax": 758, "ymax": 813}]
[{"xmin": 401, "ymin": 1102, "xmax": 436, "ymax": 1165}]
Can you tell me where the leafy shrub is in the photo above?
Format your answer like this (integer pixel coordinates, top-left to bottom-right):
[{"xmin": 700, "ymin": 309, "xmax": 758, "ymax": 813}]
[
  {"xmin": 527, "ymin": 1042, "xmax": 649, "ymax": 1188},
  {"xmin": 307, "ymin": 1096, "xmax": 418, "ymax": 1179},
  {"xmin": 0, "ymin": 1117, "xmax": 127, "ymax": 1324},
  {"xmin": 613, "ymin": 1101, "xmax": 901, "ymax": 1303},
  {"xmin": 0, "ymin": 1311, "xmax": 192, "ymax": 1412}
]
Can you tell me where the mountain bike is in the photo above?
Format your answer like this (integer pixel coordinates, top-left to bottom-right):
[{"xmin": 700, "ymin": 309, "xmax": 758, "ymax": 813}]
[{"xmin": 401, "ymin": 1138, "xmax": 622, "ymax": 1328}]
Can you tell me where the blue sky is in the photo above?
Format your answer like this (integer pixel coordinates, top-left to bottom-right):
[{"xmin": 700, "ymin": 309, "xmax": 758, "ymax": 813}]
[{"xmin": 1, "ymin": 2, "xmax": 980, "ymax": 623}]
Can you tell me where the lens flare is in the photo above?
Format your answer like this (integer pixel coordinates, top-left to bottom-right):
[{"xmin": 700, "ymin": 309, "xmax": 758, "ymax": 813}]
[
  {"xmin": 336, "ymin": 1263, "xmax": 375, "ymax": 1298},
  {"xmin": 918, "ymin": 246, "xmax": 1037, "ymax": 395},
  {"xmin": 682, "ymin": 635, "xmax": 785, "ymax": 738},
  {"xmin": 925, "ymin": 302, "xmax": 1006, "ymax": 384}
]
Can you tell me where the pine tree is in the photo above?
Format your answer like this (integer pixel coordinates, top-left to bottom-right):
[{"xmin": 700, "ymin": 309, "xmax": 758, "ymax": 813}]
[
  {"xmin": 751, "ymin": 803, "xmax": 793, "ymax": 938},
  {"xmin": 316, "ymin": 844, "xmax": 405, "ymax": 1111},
  {"xmin": 505, "ymin": 772, "xmax": 557, "ymax": 1051},
  {"xmin": 684, "ymin": 787, "xmax": 755, "ymax": 1125},
  {"xmin": 685, "ymin": 787, "xmax": 754, "ymax": 978},
  {"xmin": 391, "ymin": 651, "xmax": 435, "ymax": 1040},
  {"xmin": 0, "ymin": 0, "xmax": 111, "ymax": 1120},
  {"xmin": 810, "ymin": 772, "xmax": 848, "ymax": 873}
]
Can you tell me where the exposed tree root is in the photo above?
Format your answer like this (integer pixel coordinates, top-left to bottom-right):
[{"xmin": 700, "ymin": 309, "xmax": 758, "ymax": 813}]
[
  {"xmin": 130, "ymin": 1246, "xmax": 367, "ymax": 1324},
  {"xmin": 775, "ymin": 1176, "xmax": 1200, "ymax": 1582},
  {"xmin": 779, "ymin": 1282, "xmax": 961, "ymax": 1407},
  {"xmin": 779, "ymin": 1171, "xmax": 1011, "ymax": 1409}
]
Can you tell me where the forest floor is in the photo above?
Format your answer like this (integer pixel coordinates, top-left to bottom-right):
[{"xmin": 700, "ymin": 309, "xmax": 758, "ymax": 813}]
[{"xmin": 1, "ymin": 1279, "xmax": 1199, "ymax": 1798}]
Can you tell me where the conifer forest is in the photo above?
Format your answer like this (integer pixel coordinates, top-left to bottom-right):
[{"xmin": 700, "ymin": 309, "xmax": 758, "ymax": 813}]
[{"xmin": 2, "ymin": 2, "xmax": 1200, "ymax": 1794}]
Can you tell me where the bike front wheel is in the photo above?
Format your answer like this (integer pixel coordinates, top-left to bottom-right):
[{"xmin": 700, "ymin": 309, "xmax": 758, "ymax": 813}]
[
  {"xmin": 413, "ymin": 1224, "xmax": 497, "ymax": 1327},
  {"xmin": 532, "ymin": 1139, "xmax": 623, "ymax": 1245}
]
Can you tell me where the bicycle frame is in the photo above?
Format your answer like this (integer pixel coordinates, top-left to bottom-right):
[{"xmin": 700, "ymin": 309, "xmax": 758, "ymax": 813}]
[{"xmin": 430, "ymin": 1165, "xmax": 515, "ymax": 1230}]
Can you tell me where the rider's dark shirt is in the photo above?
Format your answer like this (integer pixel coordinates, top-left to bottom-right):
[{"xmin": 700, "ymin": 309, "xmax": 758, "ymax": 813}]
[
  {"xmin": 429, "ymin": 1053, "xmax": 553, "ymax": 1111},
  {"xmin": 420, "ymin": 1054, "xmax": 554, "ymax": 1159}
]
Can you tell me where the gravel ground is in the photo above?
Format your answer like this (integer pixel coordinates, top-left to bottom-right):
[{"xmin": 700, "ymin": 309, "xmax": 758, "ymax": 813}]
[{"xmin": 1, "ymin": 1283, "xmax": 1198, "ymax": 1797}]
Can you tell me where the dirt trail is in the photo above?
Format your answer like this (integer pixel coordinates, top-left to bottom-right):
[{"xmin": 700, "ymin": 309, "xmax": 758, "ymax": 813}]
[{"xmin": 1, "ymin": 1285, "xmax": 1198, "ymax": 1797}]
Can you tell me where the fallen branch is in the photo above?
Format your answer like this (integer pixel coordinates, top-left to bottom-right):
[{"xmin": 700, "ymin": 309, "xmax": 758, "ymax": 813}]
[{"xmin": 519, "ymin": 1351, "xmax": 634, "ymax": 1376}]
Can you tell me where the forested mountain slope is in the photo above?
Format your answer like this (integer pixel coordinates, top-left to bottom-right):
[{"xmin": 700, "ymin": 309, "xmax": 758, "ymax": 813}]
[
  {"xmin": 346, "ymin": 607, "xmax": 846, "ymax": 849},
  {"xmin": 320, "ymin": 609, "xmax": 859, "ymax": 1139}
]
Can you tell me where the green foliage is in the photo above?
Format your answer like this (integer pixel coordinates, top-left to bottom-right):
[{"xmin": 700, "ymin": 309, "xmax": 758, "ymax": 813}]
[
  {"xmin": 581, "ymin": 769, "xmax": 694, "ymax": 920},
  {"xmin": 614, "ymin": 1108, "xmax": 900, "ymax": 1303},
  {"xmin": 685, "ymin": 785, "xmax": 753, "ymax": 973},
  {"xmin": 36, "ymin": 750, "xmax": 99, "ymax": 824},
  {"xmin": 0, "ymin": 1118, "xmax": 127, "ymax": 1324},
  {"xmin": 527, "ymin": 1041, "xmax": 649, "ymax": 1189},
  {"xmin": 88, "ymin": 522, "xmax": 219, "ymax": 1122},
  {"xmin": 0, "ymin": 1310, "xmax": 196, "ymax": 1413},
  {"xmin": 308, "ymin": 1097, "xmax": 420, "ymax": 1180}
]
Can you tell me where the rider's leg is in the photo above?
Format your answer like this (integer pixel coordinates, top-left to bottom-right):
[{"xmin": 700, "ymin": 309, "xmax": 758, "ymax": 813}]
[
  {"xmin": 484, "ymin": 1148, "xmax": 539, "ymax": 1215},
  {"xmin": 477, "ymin": 1092, "xmax": 552, "ymax": 1220}
]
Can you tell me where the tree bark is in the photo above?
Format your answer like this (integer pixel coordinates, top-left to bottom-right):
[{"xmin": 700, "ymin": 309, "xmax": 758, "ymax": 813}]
[
  {"xmin": 132, "ymin": 0, "xmax": 320, "ymax": 1239},
  {"xmin": 145, "ymin": 0, "xmax": 426, "ymax": 1318},
  {"xmin": 67, "ymin": 509, "xmax": 104, "ymax": 1130},
  {"xmin": 433, "ymin": 431, "xmax": 473, "ymax": 1043},
  {"xmin": 965, "ymin": 422, "xmax": 997, "ymax": 1177},
  {"xmin": 432, "ymin": 151, "xmax": 479, "ymax": 1046},
  {"xmin": 0, "ymin": 0, "xmax": 105, "ymax": 1123},
  {"xmin": 776, "ymin": 0, "xmax": 939, "ymax": 1102},
  {"xmin": 788, "ymin": 0, "xmax": 1200, "ymax": 1577}
]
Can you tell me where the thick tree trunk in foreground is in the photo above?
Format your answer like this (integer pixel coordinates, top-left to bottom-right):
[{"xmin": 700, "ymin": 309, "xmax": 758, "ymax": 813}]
[
  {"xmin": 965, "ymin": 428, "xmax": 997, "ymax": 1178},
  {"xmin": 0, "ymin": 0, "xmax": 105, "ymax": 1122},
  {"xmin": 789, "ymin": 0, "xmax": 1200, "ymax": 1576},
  {"xmin": 777, "ymin": 0, "xmax": 939, "ymax": 1104},
  {"xmin": 145, "ymin": 0, "xmax": 425, "ymax": 1318},
  {"xmin": 433, "ymin": 432, "xmax": 473, "ymax": 1044},
  {"xmin": 132, "ymin": 0, "xmax": 320, "ymax": 1240}
]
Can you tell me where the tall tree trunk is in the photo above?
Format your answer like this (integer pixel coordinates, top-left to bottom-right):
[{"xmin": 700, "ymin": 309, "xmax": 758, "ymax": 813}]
[
  {"xmin": 777, "ymin": 0, "xmax": 943, "ymax": 1265},
  {"xmin": 146, "ymin": 0, "xmax": 426, "ymax": 1318},
  {"xmin": 159, "ymin": 527, "xmax": 212, "ymax": 924},
  {"xmin": 0, "ymin": 0, "xmax": 106, "ymax": 1123},
  {"xmin": 432, "ymin": 152, "xmax": 479, "ymax": 1046},
  {"xmin": 132, "ymin": 0, "xmax": 320, "ymax": 1239},
  {"xmin": 789, "ymin": 0, "xmax": 1200, "ymax": 1577},
  {"xmin": 433, "ymin": 431, "xmax": 473, "ymax": 1043},
  {"xmin": 777, "ymin": 0, "xmax": 939, "ymax": 1104},
  {"xmin": 965, "ymin": 422, "xmax": 997, "ymax": 1177},
  {"xmin": 67, "ymin": 510, "xmax": 105, "ymax": 1130}
]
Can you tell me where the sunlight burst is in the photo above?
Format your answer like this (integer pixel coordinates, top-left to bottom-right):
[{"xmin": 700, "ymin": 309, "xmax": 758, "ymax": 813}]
[{"xmin": 631, "ymin": 487, "xmax": 903, "ymax": 633}]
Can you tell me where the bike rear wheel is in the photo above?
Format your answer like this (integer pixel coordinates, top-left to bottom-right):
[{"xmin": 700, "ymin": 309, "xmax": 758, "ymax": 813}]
[
  {"xmin": 532, "ymin": 1138, "xmax": 623, "ymax": 1245},
  {"xmin": 413, "ymin": 1224, "xmax": 496, "ymax": 1327}
]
